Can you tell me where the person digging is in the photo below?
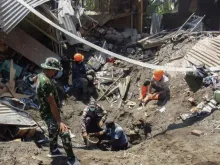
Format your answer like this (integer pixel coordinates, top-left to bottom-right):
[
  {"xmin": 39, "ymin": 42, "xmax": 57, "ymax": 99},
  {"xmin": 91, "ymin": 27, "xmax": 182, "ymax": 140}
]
[
  {"xmin": 36, "ymin": 57, "xmax": 80, "ymax": 165},
  {"xmin": 72, "ymin": 53, "xmax": 95, "ymax": 100},
  {"xmin": 81, "ymin": 100, "xmax": 107, "ymax": 144},
  {"xmin": 139, "ymin": 69, "xmax": 170, "ymax": 106},
  {"xmin": 91, "ymin": 118, "xmax": 129, "ymax": 151}
]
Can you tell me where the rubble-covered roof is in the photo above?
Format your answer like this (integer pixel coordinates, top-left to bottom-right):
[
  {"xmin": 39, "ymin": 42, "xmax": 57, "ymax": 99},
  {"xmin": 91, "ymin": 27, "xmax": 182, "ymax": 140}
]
[
  {"xmin": 185, "ymin": 35, "xmax": 220, "ymax": 67},
  {"xmin": 0, "ymin": 0, "xmax": 49, "ymax": 33}
]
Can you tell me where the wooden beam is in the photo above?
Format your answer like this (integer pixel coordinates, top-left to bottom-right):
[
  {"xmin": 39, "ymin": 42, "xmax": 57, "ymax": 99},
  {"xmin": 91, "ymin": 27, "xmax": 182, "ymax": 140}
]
[
  {"xmin": 0, "ymin": 27, "xmax": 60, "ymax": 66},
  {"xmin": 24, "ymin": 19, "xmax": 60, "ymax": 44},
  {"xmin": 138, "ymin": 0, "xmax": 143, "ymax": 34}
]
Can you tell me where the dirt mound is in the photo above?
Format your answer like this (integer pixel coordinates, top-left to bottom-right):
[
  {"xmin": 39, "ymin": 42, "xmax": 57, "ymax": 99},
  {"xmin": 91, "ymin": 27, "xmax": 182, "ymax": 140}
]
[{"xmin": 1, "ymin": 34, "xmax": 220, "ymax": 165}]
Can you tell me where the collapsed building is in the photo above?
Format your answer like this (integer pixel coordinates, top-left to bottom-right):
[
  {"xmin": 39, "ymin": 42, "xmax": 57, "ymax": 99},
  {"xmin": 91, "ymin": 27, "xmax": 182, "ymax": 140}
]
[{"xmin": 0, "ymin": 1, "xmax": 220, "ymax": 162}]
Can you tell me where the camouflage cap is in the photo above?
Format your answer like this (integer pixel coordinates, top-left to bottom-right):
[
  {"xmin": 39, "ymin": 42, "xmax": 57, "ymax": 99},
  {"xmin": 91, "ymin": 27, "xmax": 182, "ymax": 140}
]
[{"xmin": 41, "ymin": 57, "xmax": 63, "ymax": 71}]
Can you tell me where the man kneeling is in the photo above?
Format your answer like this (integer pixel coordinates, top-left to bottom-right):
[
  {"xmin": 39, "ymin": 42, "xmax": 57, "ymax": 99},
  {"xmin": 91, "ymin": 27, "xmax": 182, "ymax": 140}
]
[
  {"xmin": 94, "ymin": 119, "xmax": 128, "ymax": 151},
  {"xmin": 139, "ymin": 69, "xmax": 170, "ymax": 106},
  {"xmin": 81, "ymin": 100, "xmax": 107, "ymax": 143}
]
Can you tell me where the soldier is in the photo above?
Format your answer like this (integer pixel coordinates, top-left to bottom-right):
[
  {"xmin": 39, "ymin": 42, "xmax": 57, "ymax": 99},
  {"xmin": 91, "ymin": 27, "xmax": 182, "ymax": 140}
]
[{"xmin": 36, "ymin": 57, "xmax": 80, "ymax": 165}]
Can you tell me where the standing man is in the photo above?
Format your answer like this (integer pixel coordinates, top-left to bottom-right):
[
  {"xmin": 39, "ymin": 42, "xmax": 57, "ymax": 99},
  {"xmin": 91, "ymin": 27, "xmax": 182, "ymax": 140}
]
[
  {"xmin": 36, "ymin": 57, "xmax": 80, "ymax": 165},
  {"xmin": 72, "ymin": 53, "xmax": 95, "ymax": 99}
]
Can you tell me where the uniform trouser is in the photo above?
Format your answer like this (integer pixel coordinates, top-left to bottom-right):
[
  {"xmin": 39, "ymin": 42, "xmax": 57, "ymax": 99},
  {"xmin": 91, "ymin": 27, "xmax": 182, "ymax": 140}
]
[
  {"xmin": 46, "ymin": 118, "xmax": 75, "ymax": 158},
  {"xmin": 85, "ymin": 117, "xmax": 102, "ymax": 133},
  {"xmin": 72, "ymin": 78, "xmax": 88, "ymax": 94},
  {"xmin": 151, "ymin": 84, "xmax": 170, "ymax": 101}
]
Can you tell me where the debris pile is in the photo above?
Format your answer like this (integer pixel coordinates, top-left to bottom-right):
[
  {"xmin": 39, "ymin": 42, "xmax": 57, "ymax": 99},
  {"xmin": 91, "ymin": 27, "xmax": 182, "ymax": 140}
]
[
  {"xmin": 0, "ymin": 45, "xmax": 45, "ymax": 140},
  {"xmin": 181, "ymin": 67, "xmax": 220, "ymax": 121}
]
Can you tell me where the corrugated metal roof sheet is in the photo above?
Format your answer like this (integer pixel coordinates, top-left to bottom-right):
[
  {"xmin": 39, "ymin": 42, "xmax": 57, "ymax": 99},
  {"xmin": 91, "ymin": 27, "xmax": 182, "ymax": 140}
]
[
  {"xmin": 0, "ymin": 102, "xmax": 36, "ymax": 126},
  {"xmin": 185, "ymin": 36, "xmax": 220, "ymax": 67},
  {"xmin": 0, "ymin": 0, "xmax": 49, "ymax": 33},
  {"xmin": 58, "ymin": 0, "xmax": 81, "ymax": 45}
]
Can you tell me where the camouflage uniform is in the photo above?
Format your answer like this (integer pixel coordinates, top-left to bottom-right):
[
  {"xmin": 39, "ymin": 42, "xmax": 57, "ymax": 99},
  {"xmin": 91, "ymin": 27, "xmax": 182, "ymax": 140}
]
[{"xmin": 36, "ymin": 58, "xmax": 75, "ymax": 159}]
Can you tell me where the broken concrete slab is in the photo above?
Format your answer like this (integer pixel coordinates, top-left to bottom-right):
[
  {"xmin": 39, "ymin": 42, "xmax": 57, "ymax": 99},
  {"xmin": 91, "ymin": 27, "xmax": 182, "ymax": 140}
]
[
  {"xmin": 188, "ymin": 97, "xmax": 195, "ymax": 103},
  {"xmin": 180, "ymin": 113, "xmax": 197, "ymax": 121},
  {"xmin": 191, "ymin": 130, "xmax": 204, "ymax": 136},
  {"xmin": 210, "ymin": 99, "xmax": 217, "ymax": 105},
  {"xmin": 126, "ymin": 101, "xmax": 136, "ymax": 106},
  {"xmin": 188, "ymin": 97, "xmax": 196, "ymax": 106}
]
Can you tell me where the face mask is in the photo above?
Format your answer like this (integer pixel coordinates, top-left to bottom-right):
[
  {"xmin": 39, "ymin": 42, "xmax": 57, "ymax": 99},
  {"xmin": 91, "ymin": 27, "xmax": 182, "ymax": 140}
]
[
  {"xmin": 53, "ymin": 70, "xmax": 63, "ymax": 79},
  {"xmin": 89, "ymin": 107, "xmax": 96, "ymax": 112}
]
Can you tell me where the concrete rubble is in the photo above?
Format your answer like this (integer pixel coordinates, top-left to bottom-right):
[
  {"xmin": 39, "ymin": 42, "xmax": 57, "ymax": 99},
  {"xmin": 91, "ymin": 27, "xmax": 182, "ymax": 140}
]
[
  {"xmin": 191, "ymin": 130, "xmax": 204, "ymax": 136},
  {"xmin": 2, "ymin": 1, "xmax": 220, "ymax": 164}
]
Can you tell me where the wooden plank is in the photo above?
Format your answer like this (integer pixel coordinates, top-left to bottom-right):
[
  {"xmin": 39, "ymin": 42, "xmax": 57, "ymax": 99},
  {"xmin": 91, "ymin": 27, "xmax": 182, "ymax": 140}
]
[
  {"xmin": 97, "ymin": 74, "xmax": 124, "ymax": 101},
  {"xmin": 137, "ymin": 0, "xmax": 143, "ymax": 34},
  {"xmin": 14, "ymin": 126, "xmax": 37, "ymax": 138}
]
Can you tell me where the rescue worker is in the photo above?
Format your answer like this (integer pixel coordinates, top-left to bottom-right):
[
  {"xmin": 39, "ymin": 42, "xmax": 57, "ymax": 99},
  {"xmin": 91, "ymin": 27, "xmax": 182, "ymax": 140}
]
[
  {"xmin": 36, "ymin": 57, "xmax": 80, "ymax": 165},
  {"xmin": 72, "ymin": 53, "xmax": 95, "ymax": 99},
  {"xmin": 81, "ymin": 100, "xmax": 107, "ymax": 143},
  {"xmin": 142, "ymin": 69, "xmax": 170, "ymax": 105},
  {"xmin": 96, "ymin": 119, "xmax": 128, "ymax": 151}
]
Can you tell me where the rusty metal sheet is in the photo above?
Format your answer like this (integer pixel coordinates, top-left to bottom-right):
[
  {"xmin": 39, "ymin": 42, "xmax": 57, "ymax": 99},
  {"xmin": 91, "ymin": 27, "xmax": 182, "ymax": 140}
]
[
  {"xmin": 185, "ymin": 36, "xmax": 220, "ymax": 67},
  {"xmin": 0, "ymin": 103, "xmax": 36, "ymax": 126},
  {"xmin": 0, "ymin": 27, "xmax": 60, "ymax": 66},
  {"xmin": 0, "ymin": 0, "xmax": 49, "ymax": 33}
]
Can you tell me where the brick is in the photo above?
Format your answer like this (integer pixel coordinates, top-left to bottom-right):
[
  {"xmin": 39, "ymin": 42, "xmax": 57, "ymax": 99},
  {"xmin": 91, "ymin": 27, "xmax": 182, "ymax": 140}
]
[
  {"xmin": 188, "ymin": 97, "xmax": 195, "ymax": 103},
  {"xmin": 191, "ymin": 130, "xmax": 204, "ymax": 136}
]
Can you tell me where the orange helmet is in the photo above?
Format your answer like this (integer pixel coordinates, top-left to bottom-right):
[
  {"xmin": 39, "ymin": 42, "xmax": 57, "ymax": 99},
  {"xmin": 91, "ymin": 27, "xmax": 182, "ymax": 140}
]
[
  {"xmin": 153, "ymin": 69, "xmax": 164, "ymax": 81},
  {"xmin": 73, "ymin": 53, "xmax": 84, "ymax": 62}
]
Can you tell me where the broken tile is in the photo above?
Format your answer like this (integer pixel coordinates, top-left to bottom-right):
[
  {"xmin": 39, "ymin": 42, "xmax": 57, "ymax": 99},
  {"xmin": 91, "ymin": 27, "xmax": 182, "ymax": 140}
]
[
  {"xmin": 188, "ymin": 97, "xmax": 195, "ymax": 103},
  {"xmin": 191, "ymin": 130, "xmax": 204, "ymax": 136}
]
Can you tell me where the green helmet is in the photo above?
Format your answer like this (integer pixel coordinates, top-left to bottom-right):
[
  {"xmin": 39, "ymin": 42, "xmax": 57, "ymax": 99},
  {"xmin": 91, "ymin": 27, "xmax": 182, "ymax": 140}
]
[{"xmin": 41, "ymin": 57, "xmax": 63, "ymax": 71}]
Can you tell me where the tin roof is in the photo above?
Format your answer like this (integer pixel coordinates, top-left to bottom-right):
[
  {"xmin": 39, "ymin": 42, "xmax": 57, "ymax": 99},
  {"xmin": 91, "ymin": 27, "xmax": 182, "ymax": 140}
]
[
  {"xmin": 0, "ymin": 102, "xmax": 36, "ymax": 126},
  {"xmin": 185, "ymin": 36, "xmax": 220, "ymax": 67},
  {"xmin": 0, "ymin": 0, "xmax": 49, "ymax": 33}
]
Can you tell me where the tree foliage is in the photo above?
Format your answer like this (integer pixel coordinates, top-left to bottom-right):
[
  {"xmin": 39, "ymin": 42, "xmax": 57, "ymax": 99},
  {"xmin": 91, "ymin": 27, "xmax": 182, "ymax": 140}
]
[{"xmin": 147, "ymin": 0, "xmax": 177, "ymax": 15}]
